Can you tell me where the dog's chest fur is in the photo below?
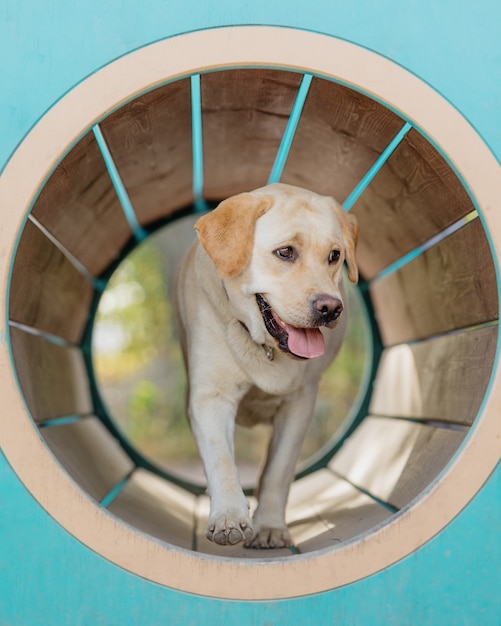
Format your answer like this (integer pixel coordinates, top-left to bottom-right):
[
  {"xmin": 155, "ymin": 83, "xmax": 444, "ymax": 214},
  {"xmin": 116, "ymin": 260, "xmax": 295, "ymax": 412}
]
[
  {"xmin": 224, "ymin": 315, "xmax": 341, "ymax": 397},
  {"xmin": 235, "ymin": 386, "xmax": 283, "ymax": 427}
]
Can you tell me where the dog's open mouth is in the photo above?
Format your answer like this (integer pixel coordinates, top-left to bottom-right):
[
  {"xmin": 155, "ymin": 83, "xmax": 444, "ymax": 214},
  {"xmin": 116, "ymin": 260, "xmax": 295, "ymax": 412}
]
[{"xmin": 256, "ymin": 294, "xmax": 325, "ymax": 359}]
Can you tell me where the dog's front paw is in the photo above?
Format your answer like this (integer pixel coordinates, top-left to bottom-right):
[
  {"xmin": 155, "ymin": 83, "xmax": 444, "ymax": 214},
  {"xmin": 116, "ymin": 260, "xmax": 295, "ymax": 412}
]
[
  {"xmin": 206, "ymin": 514, "xmax": 254, "ymax": 546},
  {"xmin": 245, "ymin": 526, "xmax": 292, "ymax": 549}
]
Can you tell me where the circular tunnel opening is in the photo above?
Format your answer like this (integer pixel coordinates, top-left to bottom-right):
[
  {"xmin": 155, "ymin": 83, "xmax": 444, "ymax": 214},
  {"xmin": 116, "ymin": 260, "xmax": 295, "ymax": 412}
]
[{"xmin": 2, "ymin": 28, "xmax": 499, "ymax": 597}]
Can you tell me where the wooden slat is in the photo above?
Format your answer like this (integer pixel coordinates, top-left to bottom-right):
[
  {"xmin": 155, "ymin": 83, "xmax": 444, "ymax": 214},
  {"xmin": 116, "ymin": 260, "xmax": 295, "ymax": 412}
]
[
  {"xmin": 31, "ymin": 131, "xmax": 132, "ymax": 277},
  {"xmin": 370, "ymin": 218, "xmax": 498, "ymax": 344},
  {"xmin": 287, "ymin": 470, "xmax": 392, "ymax": 553},
  {"xmin": 107, "ymin": 469, "xmax": 196, "ymax": 550},
  {"xmin": 370, "ymin": 325, "xmax": 497, "ymax": 424},
  {"xmin": 329, "ymin": 416, "xmax": 466, "ymax": 510},
  {"xmin": 9, "ymin": 220, "xmax": 94, "ymax": 344},
  {"xmin": 194, "ymin": 495, "xmax": 293, "ymax": 557},
  {"xmin": 100, "ymin": 79, "xmax": 193, "ymax": 225},
  {"xmin": 201, "ymin": 69, "xmax": 302, "ymax": 200},
  {"xmin": 10, "ymin": 327, "xmax": 92, "ymax": 422},
  {"xmin": 352, "ymin": 128, "xmax": 476, "ymax": 280},
  {"xmin": 281, "ymin": 76, "xmax": 403, "ymax": 202},
  {"xmin": 41, "ymin": 416, "xmax": 134, "ymax": 502}
]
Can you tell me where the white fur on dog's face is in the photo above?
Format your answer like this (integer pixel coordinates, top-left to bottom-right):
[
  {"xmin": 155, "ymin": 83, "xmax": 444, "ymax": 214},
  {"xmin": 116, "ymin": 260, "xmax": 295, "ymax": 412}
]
[
  {"xmin": 242, "ymin": 192, "xmax": 346, "ymax": 319},
  {"xmin": 218, "ymin": 184, "xmax": 359, "ymax": 353}
]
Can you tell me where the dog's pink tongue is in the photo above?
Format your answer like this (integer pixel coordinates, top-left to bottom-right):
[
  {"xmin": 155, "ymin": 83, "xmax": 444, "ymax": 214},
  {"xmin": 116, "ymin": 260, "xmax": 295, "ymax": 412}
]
[{"xmin": 284, "ymin": 323, "xmax": 325, "ymax": 358}]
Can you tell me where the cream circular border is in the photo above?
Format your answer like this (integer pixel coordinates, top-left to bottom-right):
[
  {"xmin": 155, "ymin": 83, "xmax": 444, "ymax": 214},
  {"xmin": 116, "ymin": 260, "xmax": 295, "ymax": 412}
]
[{"xmin": 1, "ymin": 26, "xmax": 500, "ymax": 600}]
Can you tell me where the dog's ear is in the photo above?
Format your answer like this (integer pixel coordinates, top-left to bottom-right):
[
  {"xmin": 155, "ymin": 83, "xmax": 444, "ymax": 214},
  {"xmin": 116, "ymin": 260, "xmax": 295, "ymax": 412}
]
[
  {"xmin": 195, "ymin": 192, "xmax": 271, "ymax": 279},
  {"xmin": 336, "ymin": 207, "xmax": 359, "ymax": 284}
]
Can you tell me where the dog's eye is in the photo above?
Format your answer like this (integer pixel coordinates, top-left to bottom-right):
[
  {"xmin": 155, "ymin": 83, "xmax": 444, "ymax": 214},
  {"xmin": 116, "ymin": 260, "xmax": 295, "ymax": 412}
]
[
  {"xmin": 329, "ymin": 249, "xmax": 341, "ymax": 264},
  {"xmin": 274, "ymin": 246, "xmax": 297, "ymax": 261}
]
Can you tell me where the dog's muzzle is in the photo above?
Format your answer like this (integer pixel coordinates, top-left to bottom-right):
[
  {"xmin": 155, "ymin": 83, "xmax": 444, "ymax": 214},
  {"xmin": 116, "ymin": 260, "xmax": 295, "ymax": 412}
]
[{"xmin": 256, "ymin": 294, "xmax": 341, "ymax": 359}]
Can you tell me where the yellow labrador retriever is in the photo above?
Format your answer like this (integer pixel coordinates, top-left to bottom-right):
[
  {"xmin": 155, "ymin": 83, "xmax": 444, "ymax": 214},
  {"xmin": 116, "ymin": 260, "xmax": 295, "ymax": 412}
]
[{"xmin": 174, "ymin": 183, "xmax": 358, "ymax": 548}]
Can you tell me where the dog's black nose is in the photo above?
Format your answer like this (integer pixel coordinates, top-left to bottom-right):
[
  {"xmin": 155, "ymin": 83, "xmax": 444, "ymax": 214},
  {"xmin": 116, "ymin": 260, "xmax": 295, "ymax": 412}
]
[{"xmin": 312, "ymin": 294, "xmax": 343, "ymax": 324}]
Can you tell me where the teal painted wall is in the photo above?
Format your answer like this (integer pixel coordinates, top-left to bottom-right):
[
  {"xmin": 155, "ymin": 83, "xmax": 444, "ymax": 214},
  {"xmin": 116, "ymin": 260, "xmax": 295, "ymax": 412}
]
[
  {"xmin": 1, "ymin": 1, "xmax": 500, "ymax": 624},
  {"xmin": 1, "ymin": 449, "xmax": 499, "ymax": 625},
  {"xmin": 2, "ymin": 1, "xmax": 501, "ymax": 165}
]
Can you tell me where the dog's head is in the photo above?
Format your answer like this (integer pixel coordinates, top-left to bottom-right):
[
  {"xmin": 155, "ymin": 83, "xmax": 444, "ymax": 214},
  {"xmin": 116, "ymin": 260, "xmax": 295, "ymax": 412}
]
[{"xmin": 195, "ymin": 183, "xmax": 359, "ymax": 359}]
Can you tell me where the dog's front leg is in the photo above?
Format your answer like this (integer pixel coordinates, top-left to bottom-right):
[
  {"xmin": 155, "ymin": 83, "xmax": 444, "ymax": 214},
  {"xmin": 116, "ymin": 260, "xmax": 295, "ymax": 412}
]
[
  {"xmin": 246, "ymin": 386, "xmax": 318, "ymax": 549},
  {"xmin": 189, "ymin": 389, "xmax": 254, "ymax": 546}
]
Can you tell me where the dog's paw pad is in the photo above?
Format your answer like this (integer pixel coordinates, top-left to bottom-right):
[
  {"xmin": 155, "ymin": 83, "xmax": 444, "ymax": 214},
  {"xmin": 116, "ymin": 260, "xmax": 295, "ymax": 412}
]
[
  {"xmin": 206, "ymin": 517, "xmax": 254, "ymax": 546},
  {"xmin": 245, "ymin": 527, "xmax": 292, "ymax": 549}
]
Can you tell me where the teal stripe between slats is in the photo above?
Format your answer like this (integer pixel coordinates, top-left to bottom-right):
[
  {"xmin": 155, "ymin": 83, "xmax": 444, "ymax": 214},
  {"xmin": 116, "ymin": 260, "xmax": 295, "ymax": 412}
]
[
  {"xmin": 343, "ymin": 121, "xmax": 412, "ymax": 211},
  {"xmin": 93, "ymin": 125, "xmax": 148, "ymax": 242},
  {"xmin": 268, "ymin": 73, "xmax": 313, "ymax": 184}
]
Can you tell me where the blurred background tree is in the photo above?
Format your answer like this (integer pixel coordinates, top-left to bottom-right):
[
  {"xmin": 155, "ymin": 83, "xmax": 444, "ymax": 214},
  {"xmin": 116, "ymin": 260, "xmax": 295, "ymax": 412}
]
[{"xmin": 92, "ymin": 215, "xmax": 370, "ymax": 487}]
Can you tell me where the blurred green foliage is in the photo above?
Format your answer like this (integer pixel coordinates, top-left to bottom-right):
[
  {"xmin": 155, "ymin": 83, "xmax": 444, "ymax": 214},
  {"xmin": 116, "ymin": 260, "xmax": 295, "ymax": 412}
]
[{"xmin": 92, "ymin": 219, "xmax": 369, "ymax": 485}]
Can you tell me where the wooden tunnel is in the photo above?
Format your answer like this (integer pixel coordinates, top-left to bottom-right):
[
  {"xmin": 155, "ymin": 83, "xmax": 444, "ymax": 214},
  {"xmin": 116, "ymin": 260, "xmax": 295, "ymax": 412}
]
[{"xmin": 8, "ymin": 68, "xmax": 498, "ymax": 559}]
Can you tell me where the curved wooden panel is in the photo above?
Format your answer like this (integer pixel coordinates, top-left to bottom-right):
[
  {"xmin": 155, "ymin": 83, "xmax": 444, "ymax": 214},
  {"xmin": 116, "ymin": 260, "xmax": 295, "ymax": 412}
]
[
  {"xmin": 329, "ymin": 416, "xmax": 466, "ymax": 510},
  {"xmin": 31, "ymin": 132, "xmax": 132, "ymax": 277},
  {"xmin": 370, "ymin": 325, "xmax": 497, "ymax": 424},
  {"xmin": 10, "ymin": 220, "xmax": 94, "ymax": 344},
  {"xmin": 287, "ymin": 470, "xmax": 392, "ymax": 553},
  {"xmin": 352, "ymin": 128, "xmax": 476, "ymax": 280},
  {"xmin": 10, "ymin": 327, "xmax": 92, "ymax": 422},
  {"xmin": 41, "ymin": 417, "xmax": 134, "ymax": 502},
  {"xmin": 108, "ymin": 469, "xmax": 195, "ymax": 549},
  {"xmin": 100, "ymin": 79, "xmax": 194, "ymax": 225},
  {"xmin": 201, "ymin": 69, "xmax": 302, "ymax": 199},
  {"xmin": 281, "ymin": 76, "xmax": 403, "ymax": 202},
  {"xmin": 370, "ymin": 218, "xmax": 498, "ymax": 344}
]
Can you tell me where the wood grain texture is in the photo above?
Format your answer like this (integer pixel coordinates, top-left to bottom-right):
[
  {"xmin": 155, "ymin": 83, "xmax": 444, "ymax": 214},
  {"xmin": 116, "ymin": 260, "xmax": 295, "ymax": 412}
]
[
  {"xmin": 329, "ymin": 416, "xmax": 466, "ymax": 510},
  {"xmin": 41, "ymin": 416, "xmax": 134, "ymax": 502},
  {"xmin": 31, "ymin": 131, "xmax": 132, "ymax": 277},
  {"xmin": 370, "ymin": 325, "xmax": 497, "ymax": 424},
  {"xmin": 287, "ymin": 470, "xmax": 392, "ymax": 553},
  {"xmin": 100, "ymin": 79, "xmax": 194, "ymax": 225},
  {"xmin": 201, "ymin": 69, "xmax": 302, "ymax": 200},
  {"xmin": 9, "ymin": 220, "xmax": 94, "ymax": 344},
  {"xmin": 370, "ymin": 218, "xmax": 498, "ymax": 345},
  {"xmin": 107, "ymin": 469, "xmax": 196, "ymax": 550},
  {"xmin": 352, "ymin": 128, "xmax": 476, "ymax": 280},
  {"xmin": 10, "ymin": 327, "xmax": 92, "ymax": 422},
  {"xmin": 281, "ymin": 76, "xmax": 403, "ymax": 202}
]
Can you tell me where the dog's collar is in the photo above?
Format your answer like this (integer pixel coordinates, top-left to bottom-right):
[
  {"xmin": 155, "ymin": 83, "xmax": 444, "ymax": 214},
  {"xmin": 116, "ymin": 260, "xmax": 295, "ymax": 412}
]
[
  {"xmin": 263, "ymin": 343, "xmax": 275, "ymax": 361},
  {"xmin": 238, "ymin": 320, "xmax": 275, "ymax": 361}
]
